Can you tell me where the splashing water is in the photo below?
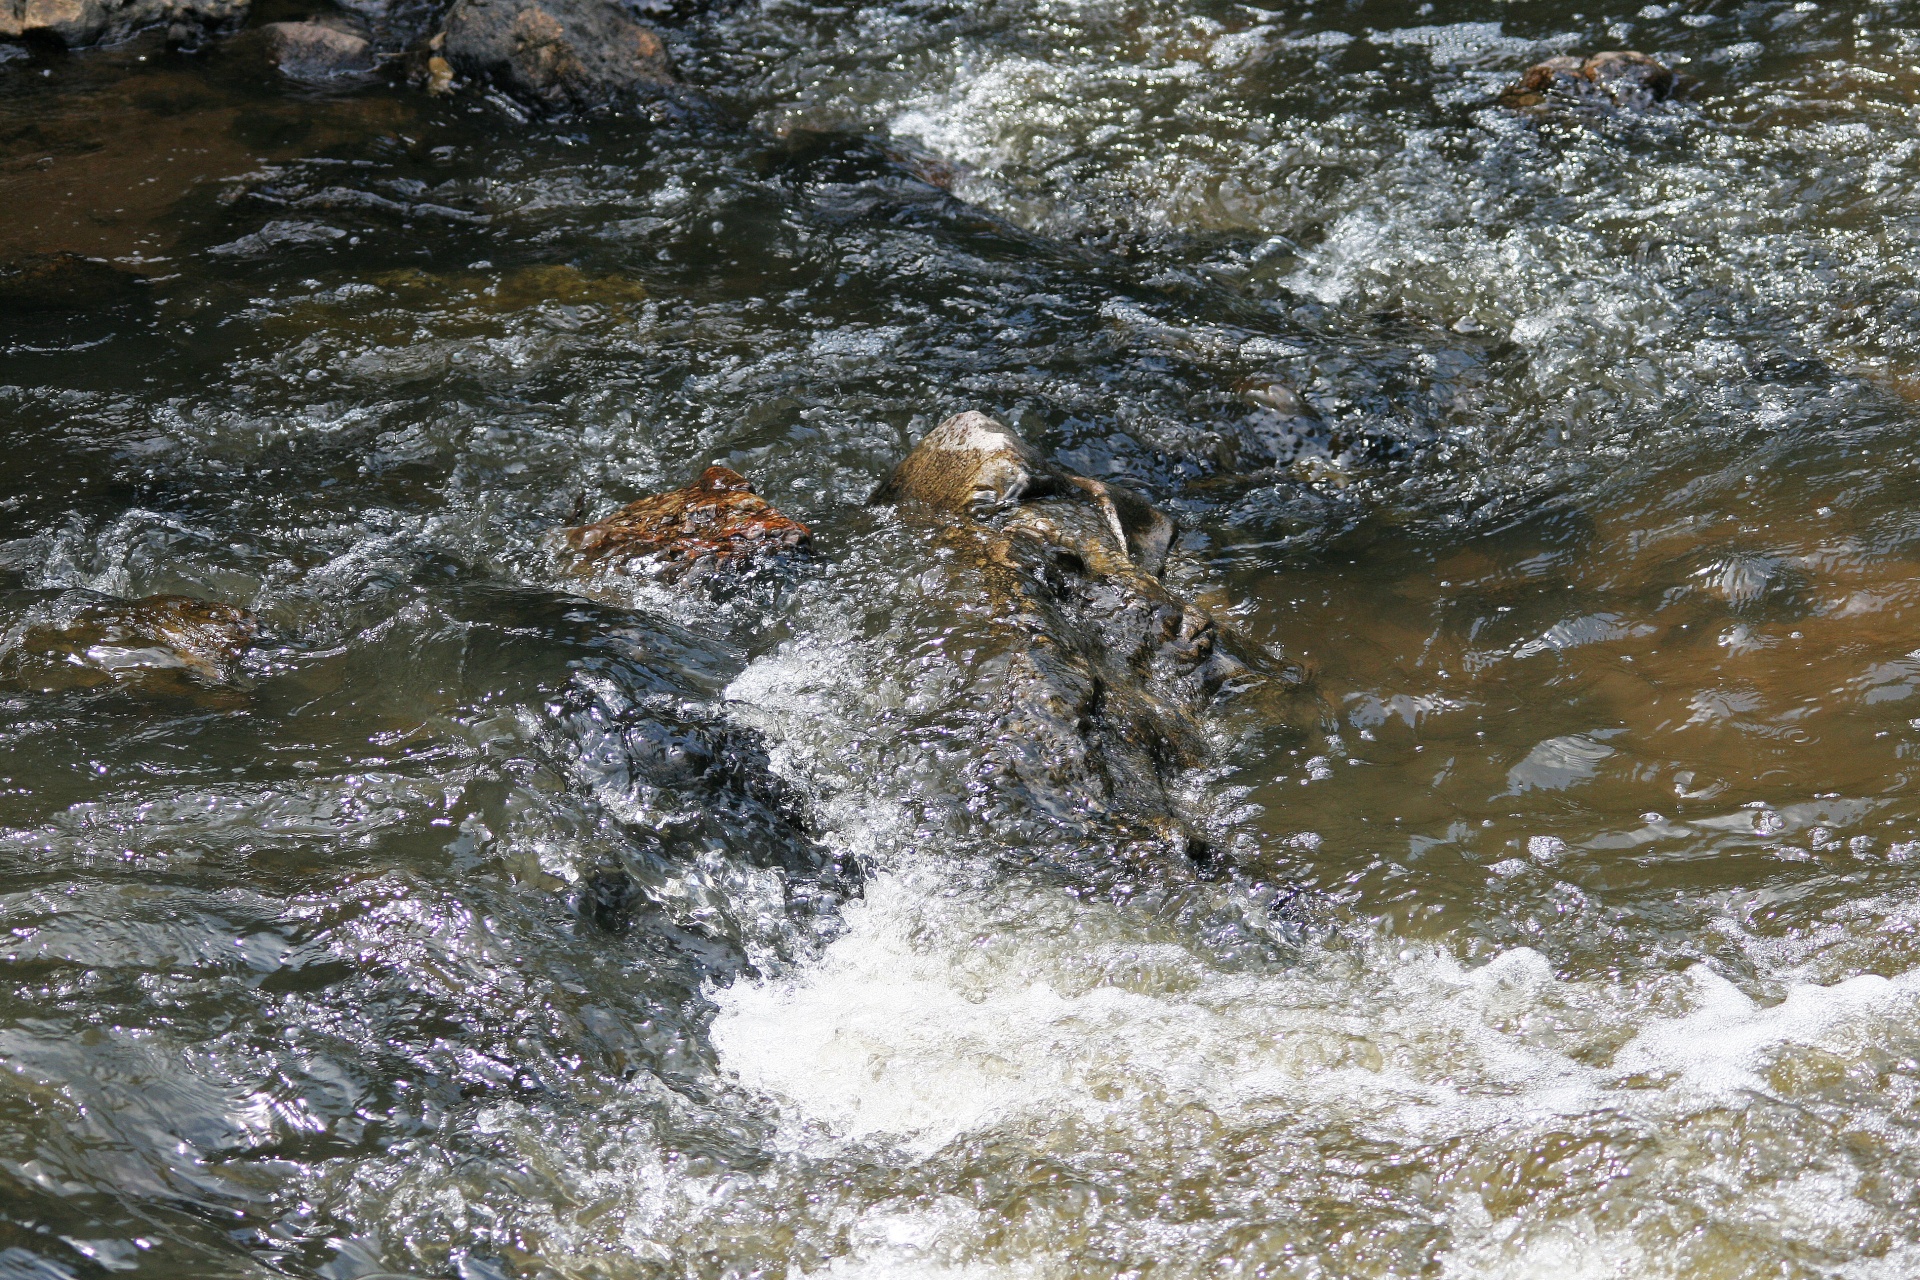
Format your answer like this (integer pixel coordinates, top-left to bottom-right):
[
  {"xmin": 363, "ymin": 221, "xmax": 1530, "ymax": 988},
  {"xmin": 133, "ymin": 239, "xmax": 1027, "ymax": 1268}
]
[{"xmin": 7, "ymin": 0, "xmax": 1920, "ymax": 1275}]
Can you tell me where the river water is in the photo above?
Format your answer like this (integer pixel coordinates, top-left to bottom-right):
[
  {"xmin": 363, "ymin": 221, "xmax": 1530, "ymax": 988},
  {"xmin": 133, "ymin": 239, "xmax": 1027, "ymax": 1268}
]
[{"xmin": 5, "ymin": 0, "xmax": 1920, "ymax": 1276}]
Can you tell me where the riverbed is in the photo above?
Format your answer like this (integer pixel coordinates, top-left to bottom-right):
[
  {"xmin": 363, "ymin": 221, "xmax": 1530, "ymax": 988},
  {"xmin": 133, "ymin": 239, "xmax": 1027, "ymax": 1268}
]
[{"xmin": 5, "ymin": 0, "xmax": 1920, "ymax": 1276}]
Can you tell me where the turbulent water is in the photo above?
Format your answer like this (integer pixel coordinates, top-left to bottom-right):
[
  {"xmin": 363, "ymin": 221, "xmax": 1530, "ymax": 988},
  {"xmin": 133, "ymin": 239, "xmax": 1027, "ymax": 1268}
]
[{"xmin": 6, "ymin": 0, "xmax": 1920, "ymax": 1275}]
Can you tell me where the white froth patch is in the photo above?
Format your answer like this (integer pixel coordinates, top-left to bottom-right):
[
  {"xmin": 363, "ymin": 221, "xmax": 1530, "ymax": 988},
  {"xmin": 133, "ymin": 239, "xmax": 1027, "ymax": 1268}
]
[
  {"xmin": 1613, "ymin": 963, "xmax": 1920, "ymax": 1095},
  {"xmin": 888, "ymin": 56, "xmax": 1075, "ymax": 176},
  {"xmin": 1438, "ymin": 1213, "xmax": 1652, "ymax": 1280},
  {"xmin": 714, "ymin": 869, "xmax": 1920, "ymax": 1148},
  {"xmin": 714, "ymin": 866, "xmax": 1920, "ymax": 1276}
]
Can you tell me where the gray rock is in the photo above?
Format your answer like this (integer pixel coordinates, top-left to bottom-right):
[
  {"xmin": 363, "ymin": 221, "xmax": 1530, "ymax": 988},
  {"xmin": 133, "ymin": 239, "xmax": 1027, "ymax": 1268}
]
[
  {"xmin": 0, "ymin": 0, "xmax": 245, "ymax": 47},
  {"xmin": 439, "ymin": 0, "xmax": 674, "ymax": 111},
  {"xmin": 207, "ymin": 219, "xmax": 347, "ymax": 257},
  {"xmin": 874, "ymin": 413, "xmax": 1263, "ymax": 879},
  {"xmin": 259, "ymin": 19, "xmax": 374, "ymax": 77}
]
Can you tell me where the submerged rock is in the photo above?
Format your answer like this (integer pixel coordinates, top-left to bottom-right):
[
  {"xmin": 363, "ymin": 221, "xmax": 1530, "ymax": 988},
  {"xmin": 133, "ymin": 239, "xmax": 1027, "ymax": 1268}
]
[
  {"xmin": 562, "ymin": 465, "xmax": 812, "ymax": 583},
  {"xmin": 5, "ymin": 593, "xmax": 258, "ymax": 689},
  {"xmin": 1503, "ymin": 50, "xmax": 1676, "ymax": 109},
  {"xmin": 257, "ymin": 19, "xmax": 375, "ymax": 78},
  {"xmin": 438, "ymin": 0, "xmax": 675, "ymax": 111},
  {"xmin": 874, "ymin": 412, "xmax": 1256, "ymax": 878},
  {"xmin": 0, "ymin": 253, "xmax": 145, "ymax": 313}
]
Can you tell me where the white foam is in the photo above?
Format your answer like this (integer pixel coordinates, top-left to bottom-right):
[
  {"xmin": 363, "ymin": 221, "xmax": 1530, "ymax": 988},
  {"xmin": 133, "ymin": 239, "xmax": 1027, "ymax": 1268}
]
[{"xmin": 713, "ymin": 864, "xmax": 1920, "ymax": 1274}]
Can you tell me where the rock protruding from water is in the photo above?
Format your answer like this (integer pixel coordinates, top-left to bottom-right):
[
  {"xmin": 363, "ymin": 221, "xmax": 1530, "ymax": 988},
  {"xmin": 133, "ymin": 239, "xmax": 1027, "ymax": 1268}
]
[
  {"xmin": 257, "ymin": 19, "xmax": 375, "ymax": 78},
  {"xmin": 873, "ymin": 411, "xmax": 1175, "ymax": 573},
  {"xmin": 438, "ymin": 0, "xmax": 675, "ymax": 111},
  {"xmin": 875, "ymin": 412, "xmax": 1255, "ymax": 879},
  {"xmin": 0, "ymin": 0, "xmax": 244, "ymax": 46},
  {"xmin": 562, "ymin": 465, "xmax": 812, "ymax": 583},
  {"xmin": 6, "ymin": 593, "xmax": 258, "ymax": 689},
  {"xmin": 1503, "ymin": 51, "xmax": 1676, "ymax": 109}
]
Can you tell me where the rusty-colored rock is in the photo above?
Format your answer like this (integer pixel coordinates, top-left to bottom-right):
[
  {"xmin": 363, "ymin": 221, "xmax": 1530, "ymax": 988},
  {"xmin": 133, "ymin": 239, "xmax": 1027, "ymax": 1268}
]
[
  {"xmin": 562, "ymin": 465, "xmax": 812, "ymax": 582},
  {"xmin": 1503, "ymin": 50, "xmax": 1676, "ymax": 109}
]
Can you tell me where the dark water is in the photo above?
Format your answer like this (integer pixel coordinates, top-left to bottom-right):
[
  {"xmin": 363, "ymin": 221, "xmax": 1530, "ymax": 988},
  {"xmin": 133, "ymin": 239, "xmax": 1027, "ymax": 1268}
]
[{"xmin": 6, "ymin": 1, "xmax": 1920, "ymax": 1275}]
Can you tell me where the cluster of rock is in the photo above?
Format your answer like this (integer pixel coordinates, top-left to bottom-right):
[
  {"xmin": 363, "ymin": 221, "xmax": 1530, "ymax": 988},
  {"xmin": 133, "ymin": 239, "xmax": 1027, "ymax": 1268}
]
[
  {"xmin": 559, "ymin": 414, "xmax": 1259, "ymax": 877},
  {"xmin": 0, "ymin": 16, "xmax": 1680, "ymax": 881},
  {"xmin": 0, "ymin": 0, "xmax": 1684, "ymax": 126},
  {"xmin": 6, "ymin": 417, "xmax": 1250, "ymax": 882},
  {"xmin": 2, "ymin": 0, "xmax": 681, "ymax": 110},
  {"xmin": 0, "ymin": 0, "xmax": 246, "ymax": 51}
]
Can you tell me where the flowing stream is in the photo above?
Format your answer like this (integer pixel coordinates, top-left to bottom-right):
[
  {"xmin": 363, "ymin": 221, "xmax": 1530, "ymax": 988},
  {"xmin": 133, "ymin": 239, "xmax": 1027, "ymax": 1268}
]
[{"xmin": 7, "ymin": 0, "xmax": 1920, "ymax": 1275}]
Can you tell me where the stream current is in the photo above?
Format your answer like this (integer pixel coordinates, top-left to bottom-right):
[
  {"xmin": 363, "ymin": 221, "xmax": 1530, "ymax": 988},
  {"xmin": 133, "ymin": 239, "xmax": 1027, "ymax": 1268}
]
[{"xmin": 6, "ymin": 0, "xmax": 1920, "ymax": 1275}]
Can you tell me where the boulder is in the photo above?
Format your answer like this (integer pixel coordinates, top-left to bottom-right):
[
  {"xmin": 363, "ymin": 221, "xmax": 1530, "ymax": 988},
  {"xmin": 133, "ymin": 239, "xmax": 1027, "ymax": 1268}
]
[
  {"xmin": 1503, "ymin": 50, "xmax": 1676, "ymax": 109},
  {"xmin": 438, "ymin": 0, "xmax": 675, "ymax": 111},
  {"xmin": 561, "ymin": 465, "xmax": 812, "ymax": 583},
  {"xmin": 258, "ymin": 19, "xmax": 374, "ymax": 78},
  {"xmin": 873, "ymin": 413, "xmax": 1255, "ymax": 878},
  {"xmin": 6, "ymin": 593, "xmax": 258, "ymax": 689},
  {"xmin": 0, "ymin": 0, "xmax": 245, "ymax": 47}
]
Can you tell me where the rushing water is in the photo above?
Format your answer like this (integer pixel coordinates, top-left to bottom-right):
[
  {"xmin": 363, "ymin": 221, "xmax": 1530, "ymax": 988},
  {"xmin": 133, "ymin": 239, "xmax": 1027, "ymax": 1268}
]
[{"xmin": 5, "ymin": 0, "xmax": 1920, "ymax": 1275}]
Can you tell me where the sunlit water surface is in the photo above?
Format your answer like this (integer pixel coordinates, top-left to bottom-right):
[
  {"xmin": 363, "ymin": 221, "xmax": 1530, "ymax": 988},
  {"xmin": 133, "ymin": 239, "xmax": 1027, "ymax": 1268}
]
[{"xmin": 6, "ymin": 0, "xmax": 1920, "ymax": 1275}]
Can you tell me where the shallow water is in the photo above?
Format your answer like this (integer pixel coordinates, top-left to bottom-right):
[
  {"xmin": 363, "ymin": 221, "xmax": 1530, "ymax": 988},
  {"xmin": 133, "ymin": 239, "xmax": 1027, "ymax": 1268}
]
[{"xmin": 6, "ymin": 0, "xmax": 1920, "ymax": 1275}]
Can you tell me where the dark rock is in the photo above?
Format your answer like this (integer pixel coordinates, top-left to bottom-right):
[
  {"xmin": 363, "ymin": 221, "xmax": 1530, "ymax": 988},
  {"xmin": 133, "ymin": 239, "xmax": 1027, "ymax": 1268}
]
[
  {"xmin": 1503, "ymin": 50, "xmax": 1676, "ymax": 110},
  {"xmin": 0, "ymin": 253, "xmax": 145, "ymax": 313},
  {"xmin": 5, "ymin": 593, "xmax": 258, "ymax": 689},
  {"xmin": 561, "ymin": 465, "xmax": 812, "ymax": 583},
  {"xmin": 873, "ymin": 412, "xmax": 1262, "ymax": 879},
  {"xmin": 0, "ymin": 0, "xmax": 245, "ymax": 47},
  {"xmin": 258, "ymin": 19, "xmax": 374, "ymax": 78},
  {"xmin": 438, "ymin": 0, "xmax": 674, "ymax": 111}
]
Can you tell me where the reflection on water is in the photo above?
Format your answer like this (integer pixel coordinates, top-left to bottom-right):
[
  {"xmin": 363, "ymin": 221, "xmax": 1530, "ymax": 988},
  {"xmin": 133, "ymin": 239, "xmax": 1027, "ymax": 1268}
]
[{"xmin": 7, "ymin": 0, "xmax": 1920, "ymax": 1275}]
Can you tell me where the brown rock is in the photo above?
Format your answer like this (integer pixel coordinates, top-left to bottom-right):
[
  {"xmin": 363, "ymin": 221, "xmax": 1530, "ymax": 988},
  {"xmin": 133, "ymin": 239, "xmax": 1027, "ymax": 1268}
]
[
  {"xmin": 872, "ymin": 411, "xmax": 1174, "ymax": 573},
  {"xmin": 439, "ymin": 0, "xmax": 675, "ymax": 111},
  {"xmin": 1504, "ymin": 50, "xmax": 1676, "ymax": 109},
  {"xmin": 259, "ymin": 20, "xmax": 375, "ymax": 78},
  {"xmin": 11, "ymin": 594, "xmax": 258, "ymax": 689},
  {"xmin": 562, "ymin": 465, "xmax": 812, "ymax": 582}
]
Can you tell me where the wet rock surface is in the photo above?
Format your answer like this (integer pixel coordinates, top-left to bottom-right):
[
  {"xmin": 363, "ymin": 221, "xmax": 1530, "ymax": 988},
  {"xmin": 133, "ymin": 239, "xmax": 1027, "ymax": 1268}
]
[
  {"xmin": 438, "ymin": 0, "xmax": 675, "ymax": 110},
  {"xmin": 1503, "ymin": 50, "xmax": 1677, "ymax": 109},
  {"xmin": 3, "ymin": 592, "xmax": 258, "ymax": 689},
  {"xmin": 562, "ymin": 465, "xmax": 812, "ymax": 584},
  {"xmin": 0, "ymin": 0, "xmax": 244, "ymax": 46},
  {"xmin": 874, "ymin": 413, "xmax": 1257, "ymax": 877},
  {"xmin": 255, "ymin": 18, "xmax": 374, "ymax": 78}
]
